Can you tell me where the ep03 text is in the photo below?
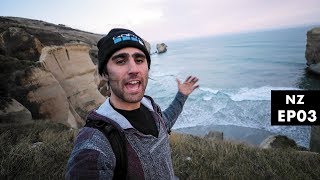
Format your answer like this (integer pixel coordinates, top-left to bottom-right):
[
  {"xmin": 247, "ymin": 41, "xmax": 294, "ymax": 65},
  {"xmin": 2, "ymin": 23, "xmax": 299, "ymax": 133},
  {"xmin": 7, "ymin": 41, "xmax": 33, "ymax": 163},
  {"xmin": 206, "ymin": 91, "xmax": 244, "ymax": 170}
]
[{"xmin": 271, "ymin": 90, "xmax": 320, "ymax": 125}]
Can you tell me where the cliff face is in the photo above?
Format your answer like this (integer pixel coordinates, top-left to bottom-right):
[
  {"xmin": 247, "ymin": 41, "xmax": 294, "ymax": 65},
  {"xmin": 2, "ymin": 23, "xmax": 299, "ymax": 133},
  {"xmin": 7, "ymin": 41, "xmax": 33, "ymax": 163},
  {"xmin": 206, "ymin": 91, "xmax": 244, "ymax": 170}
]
[
  {"xmin": 0, "ymin": 17, "xmax": 150, "ymax": 128},
  {"xmin": 305, "ymin": 27, "xmax": 320, "ymax": 74},
  {"xmin": 10, "ymin": 44, "xmax": 105, "ymax": 128},
  {"xmin": 19, "ymin": 44, "xmax": 105, "ymax": 128},
  {"xmin": 305, "ymin": 27, "xmax": 320, "ymax": 153},
  {"xmin": 42, "ymin": 44, "xmax": 105, "ymax": 122},
  {"xmin": 0, "ymin": 16, "xmax": 103, "ymax": 101},
  {"xmin": 0, "ymin": 16, "xmax": 152, "ymax": 128},
  {"xmin": 0, "ymin": 16, "xmax": 105, "ymax": 127}
]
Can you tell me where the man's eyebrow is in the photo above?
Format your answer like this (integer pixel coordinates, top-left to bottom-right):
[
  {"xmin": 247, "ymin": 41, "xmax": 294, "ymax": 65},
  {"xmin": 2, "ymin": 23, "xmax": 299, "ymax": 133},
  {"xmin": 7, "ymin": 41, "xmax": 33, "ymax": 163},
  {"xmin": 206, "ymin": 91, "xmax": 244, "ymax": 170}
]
[
  {"xmin": 132, "ymin": 52, "xmax": 146, "ymax": 58},
  {"xmin": 111, "ymin": 53, "xmax": 129, "ymax": 60},
  {"xmin": 111, "ymin": 52, "xmax": 145, "ymax": 60}
]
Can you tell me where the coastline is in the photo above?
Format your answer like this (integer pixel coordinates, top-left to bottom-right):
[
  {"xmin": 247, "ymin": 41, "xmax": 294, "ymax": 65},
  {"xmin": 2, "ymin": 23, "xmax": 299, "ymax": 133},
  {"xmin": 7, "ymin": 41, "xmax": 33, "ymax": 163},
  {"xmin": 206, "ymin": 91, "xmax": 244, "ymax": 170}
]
[{"xmin": 173, "ymin": 124, "xmax": 275, "ymax": 146}]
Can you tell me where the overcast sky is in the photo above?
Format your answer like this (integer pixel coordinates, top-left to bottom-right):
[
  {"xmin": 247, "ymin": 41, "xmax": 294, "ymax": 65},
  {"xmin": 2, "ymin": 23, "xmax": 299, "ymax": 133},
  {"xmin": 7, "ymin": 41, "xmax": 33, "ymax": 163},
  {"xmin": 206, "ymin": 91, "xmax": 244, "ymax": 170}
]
[{"xmin": 1, "ymin": 0, "xmax": 320, "ymax": 42}]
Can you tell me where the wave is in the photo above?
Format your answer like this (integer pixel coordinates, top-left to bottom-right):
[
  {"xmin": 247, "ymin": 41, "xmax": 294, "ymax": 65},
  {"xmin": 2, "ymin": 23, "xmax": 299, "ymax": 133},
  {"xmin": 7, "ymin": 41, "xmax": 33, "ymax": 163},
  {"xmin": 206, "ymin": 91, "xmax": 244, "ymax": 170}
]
[
  {"xmin": 149, "ymin": 71, "xmax": 178, "ymax": 78},
  {"xmin": 228, "ymin": 86, "xmax": 300, "ymax": 101},
  {"xmin": 197, "ymin": 86, "xmax": 300, "ymax": 102},
  {"xmin": 199, "ymin": 87, "xmax": 219, "ymax": 94},
  {"xmin": 154, "ymin": 85, "xmax": 308, "ymax": 147}
]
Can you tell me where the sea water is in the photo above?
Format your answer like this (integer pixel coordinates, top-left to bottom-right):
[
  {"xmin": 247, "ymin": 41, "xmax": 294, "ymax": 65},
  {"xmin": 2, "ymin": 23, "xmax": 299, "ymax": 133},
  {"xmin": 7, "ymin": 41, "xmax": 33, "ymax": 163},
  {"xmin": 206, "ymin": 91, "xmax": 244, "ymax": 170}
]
[{"xmin": 146, "ymin": 26, "xmax": 320, "ymax": 148}]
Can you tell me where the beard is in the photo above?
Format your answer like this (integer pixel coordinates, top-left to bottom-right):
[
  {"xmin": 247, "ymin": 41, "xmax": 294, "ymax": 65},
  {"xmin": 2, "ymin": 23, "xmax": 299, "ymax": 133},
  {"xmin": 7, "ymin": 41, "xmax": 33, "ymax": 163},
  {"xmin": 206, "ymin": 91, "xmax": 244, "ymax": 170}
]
[{"xmin": 109, "ymin": 75, "xmax": 148, "ymax": 104}]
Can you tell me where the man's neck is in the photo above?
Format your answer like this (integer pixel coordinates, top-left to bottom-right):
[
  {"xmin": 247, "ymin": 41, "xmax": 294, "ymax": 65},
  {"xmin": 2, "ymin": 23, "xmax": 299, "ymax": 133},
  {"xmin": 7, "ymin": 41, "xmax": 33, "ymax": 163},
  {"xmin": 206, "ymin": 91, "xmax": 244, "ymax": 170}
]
[{"xmin": 109, "ymin": 96, "xmax": 141, "ymax": 111}]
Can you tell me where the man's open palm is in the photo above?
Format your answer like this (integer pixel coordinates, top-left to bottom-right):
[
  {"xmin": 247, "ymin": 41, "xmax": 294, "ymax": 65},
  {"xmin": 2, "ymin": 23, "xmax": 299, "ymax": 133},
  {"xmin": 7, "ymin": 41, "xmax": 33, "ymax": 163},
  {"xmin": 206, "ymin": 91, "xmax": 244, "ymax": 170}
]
[{"xmin": 176, "ymin": 76, "xmax": 199, "ymax": 96}]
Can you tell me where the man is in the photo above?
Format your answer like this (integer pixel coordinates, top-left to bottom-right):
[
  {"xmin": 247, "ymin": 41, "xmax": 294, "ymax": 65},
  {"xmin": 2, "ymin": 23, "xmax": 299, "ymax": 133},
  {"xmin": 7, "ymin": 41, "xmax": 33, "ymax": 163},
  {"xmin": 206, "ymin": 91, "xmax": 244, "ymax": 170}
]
[{"xmin": 66, "ymin": 28, "xmax": 199, "ymax": 179}]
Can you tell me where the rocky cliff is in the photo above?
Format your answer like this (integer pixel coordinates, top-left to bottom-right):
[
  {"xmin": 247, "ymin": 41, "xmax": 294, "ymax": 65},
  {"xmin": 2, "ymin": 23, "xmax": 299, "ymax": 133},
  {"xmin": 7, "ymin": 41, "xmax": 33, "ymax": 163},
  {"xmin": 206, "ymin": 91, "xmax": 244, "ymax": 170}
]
[
  {"xmin": 0, "ymin": 16, "xmax": 105, "ymax": 127},
  {"xmin": 19, "ymin": 44, "xmax": 105, "ymax": 128},
  {"xmin": 1, "ymin": 16, "xmax": 103, "ymax": 99},
  {"xmin": 305, "ymin": 27, "xmax": 320, "ymax": 74},
  {"xmin": 305, "ymin": 27, "xmax": 320, "ymax": 153},
  {"xmin": 0, "ymin": 16, "xmax": 150, "ymax": 128}
]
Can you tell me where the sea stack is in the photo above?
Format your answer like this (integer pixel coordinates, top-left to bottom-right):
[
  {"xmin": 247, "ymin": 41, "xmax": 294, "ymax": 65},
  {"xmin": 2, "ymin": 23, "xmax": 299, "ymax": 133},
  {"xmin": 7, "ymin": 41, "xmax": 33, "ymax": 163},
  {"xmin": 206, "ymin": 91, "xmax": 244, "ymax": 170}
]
[{"xmin": 156, "ymin": 43, "xmax": 168, "ymax": 54}]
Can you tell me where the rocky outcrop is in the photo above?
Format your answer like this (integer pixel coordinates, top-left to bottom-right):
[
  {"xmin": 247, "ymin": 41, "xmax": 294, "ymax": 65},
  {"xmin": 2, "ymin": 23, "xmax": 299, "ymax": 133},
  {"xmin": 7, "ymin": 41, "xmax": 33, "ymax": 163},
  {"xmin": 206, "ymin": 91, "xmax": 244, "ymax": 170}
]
[
  {"xmin": 8, "ymin": 44, "xmax": 105, "ymax": 128},
  {"xmin": 0, "ymin": 16, "xmax": 104, "ymax": 128},
  {"xmin": 156, "ymin": 43, "xmax": 168, "ymax": 54},
  {"xmin": 18, "ymin": 66, "xmax": 82, "ymax": 128},
  {"xmin": 0, "ymin": 16, "xmax": 103, "ymax": 99},
  {"xmin": 204, "ymin": 131, "xmax": 223, "ymax": 141},
  {"xmin": 259, "ymin": 135, "xmax": 299, "ymax": 150},
  {"xmin": 40, "ymin": 44, "xmax": 105, "ymax": 118},
  {"xmin": 0, "ymin": 98, "xmax": 33, "ymax": 124},
  {"xmin": 306, "ymin": 27, "xmax": 320, "ymax": 153},
  {"xmin": 15, "ymin": 44, "xmax": 105, "ymax": 128},
  {"xmin": 305, "ymin": 27, "xmax": 320, "ymax": 74},
  {"xmin": 0, "ymin": 16, "xmax": 154, "ymax": 128},
  {"xmin": 310, "ymin": 126, "xmax": 320, "ymax": 153}
]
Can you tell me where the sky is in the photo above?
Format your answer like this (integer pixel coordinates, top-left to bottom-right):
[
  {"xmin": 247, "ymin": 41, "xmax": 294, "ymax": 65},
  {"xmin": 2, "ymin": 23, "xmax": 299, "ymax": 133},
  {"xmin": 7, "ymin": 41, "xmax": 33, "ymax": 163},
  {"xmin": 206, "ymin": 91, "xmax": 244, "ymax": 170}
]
[{"xmin": 1, "ymin": 0, "xmax": 320, "ymax": 42}]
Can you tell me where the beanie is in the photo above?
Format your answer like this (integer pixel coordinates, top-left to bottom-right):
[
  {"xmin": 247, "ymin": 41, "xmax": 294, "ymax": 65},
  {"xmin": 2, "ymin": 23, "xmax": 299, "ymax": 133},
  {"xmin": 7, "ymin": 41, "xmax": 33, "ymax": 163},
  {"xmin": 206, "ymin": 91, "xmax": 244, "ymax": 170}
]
[{"xmin": 97, "ymin": 28, "xmax": 151, "ymax": 75}]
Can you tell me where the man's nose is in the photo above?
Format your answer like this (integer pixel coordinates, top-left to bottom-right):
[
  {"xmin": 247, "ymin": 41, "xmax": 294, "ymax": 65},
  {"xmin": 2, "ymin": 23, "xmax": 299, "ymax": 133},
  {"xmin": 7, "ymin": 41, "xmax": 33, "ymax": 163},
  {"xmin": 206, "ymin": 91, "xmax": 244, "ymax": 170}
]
[{"xmin": 128, "ymin": 58, "xmax": 139, "ymax": 74}]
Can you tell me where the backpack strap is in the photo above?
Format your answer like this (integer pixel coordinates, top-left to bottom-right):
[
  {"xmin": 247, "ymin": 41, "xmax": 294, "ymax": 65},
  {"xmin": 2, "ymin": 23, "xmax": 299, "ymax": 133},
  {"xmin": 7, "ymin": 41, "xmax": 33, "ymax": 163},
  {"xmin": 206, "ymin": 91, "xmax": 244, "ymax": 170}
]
[
  {"xmin": 85, "ymin": 120, "xmax": 128, "ymax": 180},
  {"xmin": 143, "ymin": 95, "xmax": 171, "ymax": 134}
]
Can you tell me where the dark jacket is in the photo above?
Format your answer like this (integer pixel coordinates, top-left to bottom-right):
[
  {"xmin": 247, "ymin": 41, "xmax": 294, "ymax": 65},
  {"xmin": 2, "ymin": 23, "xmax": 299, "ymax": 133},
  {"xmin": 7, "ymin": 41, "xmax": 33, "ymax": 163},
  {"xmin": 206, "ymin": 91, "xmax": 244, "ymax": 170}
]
[{"xmin": 66, "ymin": 92, "xmax": 188, "ymax": 179}]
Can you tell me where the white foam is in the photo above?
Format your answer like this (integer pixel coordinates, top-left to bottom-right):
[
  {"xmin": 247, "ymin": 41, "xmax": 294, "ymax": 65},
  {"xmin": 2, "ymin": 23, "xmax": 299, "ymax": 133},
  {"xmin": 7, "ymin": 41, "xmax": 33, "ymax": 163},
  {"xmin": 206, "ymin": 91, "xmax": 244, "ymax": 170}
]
[
  {"xmin": 150, "ymin": 70, "xmax": 178, "ymax": 78},
  {"xmin": 228, "ymin": 86, "xmax": 300, "ymax": 101},
  {"xmin": 199, "ymin": 87, "xmax": 219, "ymax": 94},
  {"xmin": 202, "ymin": 95, "xmax": 212, "ymax": 101}
]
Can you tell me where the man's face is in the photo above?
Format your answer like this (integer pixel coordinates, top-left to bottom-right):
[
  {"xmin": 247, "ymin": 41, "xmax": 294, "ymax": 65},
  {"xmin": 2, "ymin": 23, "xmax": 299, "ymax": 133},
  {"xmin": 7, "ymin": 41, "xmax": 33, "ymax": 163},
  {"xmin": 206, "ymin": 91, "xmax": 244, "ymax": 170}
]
[{"xmin": 106, "ymin": 47, "xmax": 149, "ymax": 106}]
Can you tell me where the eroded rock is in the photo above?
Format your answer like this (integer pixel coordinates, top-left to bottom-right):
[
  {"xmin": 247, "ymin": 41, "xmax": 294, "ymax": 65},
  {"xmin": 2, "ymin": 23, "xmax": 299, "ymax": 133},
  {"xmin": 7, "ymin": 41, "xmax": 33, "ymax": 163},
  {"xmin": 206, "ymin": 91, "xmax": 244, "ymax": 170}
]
[
  {"xmin": 310, "ymin": 126, "xmax": 320, "ymax": 153},
  {"xmin": 0, "ymin": 98, "xmax": 33, "ymax": 124},
  {"xmin": 156, "ymin": 43, "xmax": 168, "ymax": 54},
  {"xmin": 260, "ymin": 135, "xmax": 298, "ymax": 149},
  {"xmin": 305, "ymin": 27, "xmax": 320, "ymax": 74}
]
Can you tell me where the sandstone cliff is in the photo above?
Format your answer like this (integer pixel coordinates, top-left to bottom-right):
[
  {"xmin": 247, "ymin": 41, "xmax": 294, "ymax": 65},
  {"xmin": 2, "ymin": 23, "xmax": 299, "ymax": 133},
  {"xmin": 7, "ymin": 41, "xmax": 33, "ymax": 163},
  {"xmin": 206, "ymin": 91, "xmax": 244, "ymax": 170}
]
[
  {"xmin": 11, "ymin": 44, "xmax": 105, "ymax": 128},
  {"xmin": 0, "ymin": 16, "xmax": 151, "ymax": 128},
  {"xmin": 305, "ymin": 27, "xmax": 320, "ymax": 153},
  {"xmin": 0, "ymin": 16, "xmax": 105, "ymax": 127},
  {"xmin": 0, "ymin": 16, "xmax": 103, "ymax": 102},
  {"xmin": 305, "ymin": 27, "xmax": 320, "ymax": 74},
  {"xmin": 25, "ymin": 44, "xmax": 105, "ymax": 128}
]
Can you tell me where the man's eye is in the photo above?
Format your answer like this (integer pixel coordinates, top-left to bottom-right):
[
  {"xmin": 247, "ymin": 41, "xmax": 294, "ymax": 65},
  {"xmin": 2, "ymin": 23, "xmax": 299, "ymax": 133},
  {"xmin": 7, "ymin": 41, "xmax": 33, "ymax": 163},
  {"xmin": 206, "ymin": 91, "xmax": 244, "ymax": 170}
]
[
  {"xmin": 136, "ymin": 58, "xmax": 145, "ymax": 64},
  {"xmin": 116, "ymin": 59, "xmax": 126, "ymax": 65}
]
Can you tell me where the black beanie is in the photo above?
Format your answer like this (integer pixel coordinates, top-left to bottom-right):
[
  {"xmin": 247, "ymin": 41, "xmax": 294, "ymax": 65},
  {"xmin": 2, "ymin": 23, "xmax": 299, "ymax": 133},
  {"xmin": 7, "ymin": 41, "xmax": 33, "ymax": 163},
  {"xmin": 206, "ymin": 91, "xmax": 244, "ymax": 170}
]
[{"xmin": 97, "ymin": 28, "xmax": 151, "ymax": 75}]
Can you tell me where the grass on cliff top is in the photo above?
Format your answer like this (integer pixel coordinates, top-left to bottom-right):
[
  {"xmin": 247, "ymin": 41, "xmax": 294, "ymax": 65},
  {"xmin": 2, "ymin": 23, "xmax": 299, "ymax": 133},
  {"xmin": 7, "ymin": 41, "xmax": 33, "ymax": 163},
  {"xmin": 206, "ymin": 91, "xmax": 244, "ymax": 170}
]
[
  {"xmin": 170, "ymin": 134, "xmax": 320, "ymax": 180},
  {"xmin": 0, "ymin": 121, "xmax": 75, "ymax": 179},
  {"xmin": 0, "ymin": 121, "xmax": 320, "ymax": 179}
]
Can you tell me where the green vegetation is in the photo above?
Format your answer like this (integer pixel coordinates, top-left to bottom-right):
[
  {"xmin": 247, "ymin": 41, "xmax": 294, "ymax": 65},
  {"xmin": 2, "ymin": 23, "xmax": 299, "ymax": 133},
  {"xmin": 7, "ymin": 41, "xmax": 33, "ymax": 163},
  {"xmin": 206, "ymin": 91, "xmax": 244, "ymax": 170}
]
[{"xmin": 1, "ymin": 121, "xmax": 319, "ymax": 179}]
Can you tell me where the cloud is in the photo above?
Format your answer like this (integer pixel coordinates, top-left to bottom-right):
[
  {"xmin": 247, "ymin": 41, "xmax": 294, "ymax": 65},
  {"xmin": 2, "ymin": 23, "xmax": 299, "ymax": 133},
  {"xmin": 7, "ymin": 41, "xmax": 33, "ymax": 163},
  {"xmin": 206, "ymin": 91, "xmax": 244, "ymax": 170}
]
[
  {"xmin": 133, "ymin": 0, "xmax": 320, "ymax": 41},
  {"xmin": 1, "ymin": 0, "xmax": 319, "ymax": 41},
  {"xmin": 81, "ymin": 0, "xmax": 165, "ymax": 33}
]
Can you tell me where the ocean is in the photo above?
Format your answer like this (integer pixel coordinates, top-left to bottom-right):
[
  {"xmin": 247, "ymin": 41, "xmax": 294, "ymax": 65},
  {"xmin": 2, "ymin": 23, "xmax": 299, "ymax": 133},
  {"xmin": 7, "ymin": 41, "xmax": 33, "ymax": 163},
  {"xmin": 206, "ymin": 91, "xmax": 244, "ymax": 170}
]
[{"xmin": 146, "ymin": 26, "xmax": 320, "ymax": 148}]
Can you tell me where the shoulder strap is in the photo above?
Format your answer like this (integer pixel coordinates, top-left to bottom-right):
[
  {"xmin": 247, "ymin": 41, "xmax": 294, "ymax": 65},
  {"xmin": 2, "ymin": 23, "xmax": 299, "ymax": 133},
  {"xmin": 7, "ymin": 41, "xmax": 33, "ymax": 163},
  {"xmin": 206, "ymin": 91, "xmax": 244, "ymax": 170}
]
[
  {"xmin": 144, "ymin": 95, "xmax": 163, "ymax": 117},
  {"xmin": 143, "ymin": 95, "xmax": 172, "ymax": 134},
  {"xmin": 85, "ymin": 120, "xmax": 128, "ymax": 180}
]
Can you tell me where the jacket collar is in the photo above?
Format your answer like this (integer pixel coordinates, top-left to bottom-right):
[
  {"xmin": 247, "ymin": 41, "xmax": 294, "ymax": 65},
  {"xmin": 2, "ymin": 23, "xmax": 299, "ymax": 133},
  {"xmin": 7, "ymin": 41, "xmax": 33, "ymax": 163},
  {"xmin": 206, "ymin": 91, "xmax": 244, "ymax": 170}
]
[{"xmin": 95, "ymin": 97, "xmax": 154, "ymax": 130}]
